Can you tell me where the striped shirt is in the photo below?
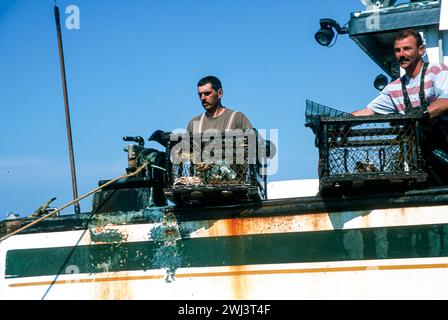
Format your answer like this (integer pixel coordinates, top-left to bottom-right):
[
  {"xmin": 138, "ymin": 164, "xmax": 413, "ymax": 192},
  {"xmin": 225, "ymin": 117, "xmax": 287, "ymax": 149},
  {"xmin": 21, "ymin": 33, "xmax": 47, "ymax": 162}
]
[{"xmin": 367, "ymin": 62, "xmax": 448, "ymax": 116}]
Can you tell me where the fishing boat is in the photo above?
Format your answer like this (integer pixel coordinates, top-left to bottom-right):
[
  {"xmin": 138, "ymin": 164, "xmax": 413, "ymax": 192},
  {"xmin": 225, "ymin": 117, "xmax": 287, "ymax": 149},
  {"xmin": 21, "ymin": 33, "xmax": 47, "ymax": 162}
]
[{"xmin": 1, "ymin": 0, "xmax": 447, "ymax": 299}]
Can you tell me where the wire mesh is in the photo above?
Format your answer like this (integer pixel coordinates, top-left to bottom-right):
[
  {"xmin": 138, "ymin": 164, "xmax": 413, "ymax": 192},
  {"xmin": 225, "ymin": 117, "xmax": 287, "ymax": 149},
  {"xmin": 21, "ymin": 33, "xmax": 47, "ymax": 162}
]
[
  {"xmin": 317, "ymin": 114, "xmax": 427, "ymax": 188},
  {"xmin": 167, "ymin": 133, "xmax": 262, "ymax": 189},
  {"xmin": 305, "ymin": 99, "xmax": 350, "ymax": 132},
  {"xmin": 324, "ymin": 120, "xmax": 419, "ymax": 175}
]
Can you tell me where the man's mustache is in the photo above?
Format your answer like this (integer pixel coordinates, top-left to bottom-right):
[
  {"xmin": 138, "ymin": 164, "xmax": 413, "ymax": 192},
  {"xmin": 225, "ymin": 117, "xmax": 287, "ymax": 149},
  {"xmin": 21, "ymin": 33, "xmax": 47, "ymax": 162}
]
[{"xmin": 399, "ymin": 57, "xmax": 410, "ymax": 63}]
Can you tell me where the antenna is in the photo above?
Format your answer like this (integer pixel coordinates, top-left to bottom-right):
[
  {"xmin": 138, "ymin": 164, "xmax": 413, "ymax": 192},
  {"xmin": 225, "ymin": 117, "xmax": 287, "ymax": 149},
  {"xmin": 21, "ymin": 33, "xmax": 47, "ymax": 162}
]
[{"xmin": 54, "ymin": 4, "xmax": 81, "ymax": 215}]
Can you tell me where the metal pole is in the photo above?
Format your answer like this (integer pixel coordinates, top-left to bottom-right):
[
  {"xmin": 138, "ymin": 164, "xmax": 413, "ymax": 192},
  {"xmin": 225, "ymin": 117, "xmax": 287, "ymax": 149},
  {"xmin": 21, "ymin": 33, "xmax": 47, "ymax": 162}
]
[
  {"xmin": 54, "ymin": 5, "xmax": 81, "ymax": 214},
  {"xmin": 438, "ymin": 31, "xmax": 444, "ymax": 64}
]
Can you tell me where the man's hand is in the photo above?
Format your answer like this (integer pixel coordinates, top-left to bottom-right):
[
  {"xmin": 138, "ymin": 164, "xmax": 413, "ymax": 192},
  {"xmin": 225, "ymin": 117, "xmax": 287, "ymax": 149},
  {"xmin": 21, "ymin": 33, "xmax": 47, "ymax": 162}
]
[{"xmin": 427, "ymin": 98, "xmax": 448, "ymax": 119}]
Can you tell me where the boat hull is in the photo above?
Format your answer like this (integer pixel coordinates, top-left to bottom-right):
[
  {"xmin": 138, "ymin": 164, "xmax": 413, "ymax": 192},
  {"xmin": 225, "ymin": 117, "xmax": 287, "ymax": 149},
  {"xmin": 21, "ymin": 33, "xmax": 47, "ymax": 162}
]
[{"xmin": 2, "ymin": 195, "xmax": 448, "ymax": 299}]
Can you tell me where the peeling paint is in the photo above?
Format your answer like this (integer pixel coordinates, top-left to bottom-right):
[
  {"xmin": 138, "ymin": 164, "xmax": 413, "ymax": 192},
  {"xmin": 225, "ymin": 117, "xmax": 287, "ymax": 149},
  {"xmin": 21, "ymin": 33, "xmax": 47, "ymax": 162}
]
[
  {"xmin": 144, "ymin": 206, "xmax": 166, "ymax": 223},
  {"xmin": 177, "ymin": 221, "xmax": 208, "ymax": 238},
  {"xmin": 328, "ymin": 211, "xmax": 371, "ymax": 230},
  {"xmin": 410, "ymin": 233, "xmax": 419, "ymax": 258},
  {"xmin": 91, "ymin": 210, "xmax": 144, "ymax": 227},
  {"xmin": 343, "ymin": 230, "xmax": 364, "ymax": 259},
  {"xmin": 89, "ymin": 227, "xmax": 128, "ymax": 243},
  {"xmin": 428, "ymin": 228, "xmax": 441, "ymax": 257},
  {"xmin": 149, "ymin": 211, "xmax": 182, "ymax": 282},
  {"xmin": 89, "ymin": 206, "xmax": 169, "ymax": 228},
  {"xmin": 373, "ymin": 228, "xmax": 388, "ymax": 259},
  {"xmin": 95, "ymin": 261, "xmax": 113, "ymax": 273},
  {"xmin": 443, "ymin": 225, "xmax": 448, "ymax": 256}
]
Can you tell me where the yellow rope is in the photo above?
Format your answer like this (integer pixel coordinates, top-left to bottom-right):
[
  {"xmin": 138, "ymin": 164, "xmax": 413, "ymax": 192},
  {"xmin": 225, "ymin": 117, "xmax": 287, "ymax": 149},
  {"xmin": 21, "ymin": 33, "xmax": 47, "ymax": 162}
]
[{"xmin": 0, "ymin": 163, "xmax": 148, "ymax": 243}]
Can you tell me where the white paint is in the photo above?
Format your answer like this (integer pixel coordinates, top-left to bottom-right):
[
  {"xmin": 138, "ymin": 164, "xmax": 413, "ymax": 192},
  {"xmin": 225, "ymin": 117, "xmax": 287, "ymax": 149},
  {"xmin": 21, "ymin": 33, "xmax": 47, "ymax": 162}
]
[
  {"xmin": 422, "ymin": 28, "xmax": 447, "ymax": 65},
  {"xmin": 3, "ymin": 258, "xmax": 448, "ymax": 299},
  {"xmin": 440, "ymin": 0, "xmax": 448, "ymax": 31},
  {"xmin": 424, "ymin": 29, "xmax": 440, "ymax": 63},
  {"xmin": 267, "ymin": 179, "xmax": 319, "ymax": 199}
]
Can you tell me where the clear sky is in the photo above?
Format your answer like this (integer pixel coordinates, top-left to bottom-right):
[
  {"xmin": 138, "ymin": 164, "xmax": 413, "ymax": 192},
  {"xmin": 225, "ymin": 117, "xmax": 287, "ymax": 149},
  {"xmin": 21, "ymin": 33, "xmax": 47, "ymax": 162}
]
[{"xmin": 0, "ymin": 0, "xmax": 402, "ymax": 217}]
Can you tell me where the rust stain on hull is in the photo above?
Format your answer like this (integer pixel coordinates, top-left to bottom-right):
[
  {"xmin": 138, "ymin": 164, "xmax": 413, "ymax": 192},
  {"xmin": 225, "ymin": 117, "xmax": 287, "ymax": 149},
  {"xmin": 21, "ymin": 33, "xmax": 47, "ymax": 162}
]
[
  {"xmin": 95, "ymin": 272, "xmax": 133, "ymax": 299},
  {"xmin": 204, "ymin": 214, "xmax": 333, "ymax": 238},
  {"xmin": 226, "ymin": 218, "xmax": 249, "ymax": 300}
]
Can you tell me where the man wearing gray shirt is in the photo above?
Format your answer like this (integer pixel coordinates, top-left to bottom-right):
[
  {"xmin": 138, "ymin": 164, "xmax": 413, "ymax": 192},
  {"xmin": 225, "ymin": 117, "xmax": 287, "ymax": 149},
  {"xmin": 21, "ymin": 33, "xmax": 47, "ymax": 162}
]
[{"xmin": 187, "ymin": 76, "xmax": 253, "ymax": 133}]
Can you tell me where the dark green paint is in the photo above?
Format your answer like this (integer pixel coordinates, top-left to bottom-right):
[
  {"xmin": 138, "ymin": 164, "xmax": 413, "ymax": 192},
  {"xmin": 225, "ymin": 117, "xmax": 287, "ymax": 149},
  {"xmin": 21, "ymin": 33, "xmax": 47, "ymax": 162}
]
[{"xmin": 5, "ymin": 223, "xmax": 448, "ymax": 278}]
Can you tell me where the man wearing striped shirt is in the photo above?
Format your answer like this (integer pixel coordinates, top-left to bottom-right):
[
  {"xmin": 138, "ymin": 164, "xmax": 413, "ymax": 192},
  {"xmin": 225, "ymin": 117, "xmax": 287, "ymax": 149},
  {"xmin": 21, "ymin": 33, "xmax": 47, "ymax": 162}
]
[
  {"xmin": 187, "ymin": 76, "xmax": 253, "ymax": 133},
  {"xmin": 352, "ymin": 29, "xmax": 448, "ymax": 183},
  {"xmin": 352, "ymin": 29, "xmax": 448, "ymax": 118}
]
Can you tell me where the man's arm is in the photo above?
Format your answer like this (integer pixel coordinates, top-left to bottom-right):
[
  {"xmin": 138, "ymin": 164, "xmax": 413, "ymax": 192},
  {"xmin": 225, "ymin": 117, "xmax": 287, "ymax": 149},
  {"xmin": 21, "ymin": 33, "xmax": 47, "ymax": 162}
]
[
  {"xmin": 352, "ymin": 86, "xmax": 395, "ymax": 116},
  {"xmin": 428, "ymin": 98, "xmax": 448, "ymax": 119},
  {"xmin": 351, "ymin": 107, "xmax": 376, "ymax": 116}
]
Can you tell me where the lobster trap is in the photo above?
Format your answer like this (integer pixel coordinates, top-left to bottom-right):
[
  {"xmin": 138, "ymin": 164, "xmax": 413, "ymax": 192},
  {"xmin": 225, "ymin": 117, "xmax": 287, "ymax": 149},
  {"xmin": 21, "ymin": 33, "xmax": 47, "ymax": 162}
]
[
  {"xmin": 164, "ymin": 131, "xmax": 268, "ymax": 206},
  {"xmin": 306, "ymin": 101, "xmax": 428, "ymax": 193}
]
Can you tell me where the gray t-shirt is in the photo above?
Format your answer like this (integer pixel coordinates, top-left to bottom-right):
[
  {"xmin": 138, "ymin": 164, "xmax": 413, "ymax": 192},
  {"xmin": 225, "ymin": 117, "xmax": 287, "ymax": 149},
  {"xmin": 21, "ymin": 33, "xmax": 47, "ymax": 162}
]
[{"xmin": 187, "ymin": 108, "xmax": 253, "ymax": 133}]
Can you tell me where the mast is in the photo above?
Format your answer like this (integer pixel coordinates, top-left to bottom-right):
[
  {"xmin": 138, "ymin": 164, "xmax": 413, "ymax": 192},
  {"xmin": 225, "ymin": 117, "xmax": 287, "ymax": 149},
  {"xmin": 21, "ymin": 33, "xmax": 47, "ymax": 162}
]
[{"xmin": 54, "ymin": 4, "xmax": 81, "ymax": 215}]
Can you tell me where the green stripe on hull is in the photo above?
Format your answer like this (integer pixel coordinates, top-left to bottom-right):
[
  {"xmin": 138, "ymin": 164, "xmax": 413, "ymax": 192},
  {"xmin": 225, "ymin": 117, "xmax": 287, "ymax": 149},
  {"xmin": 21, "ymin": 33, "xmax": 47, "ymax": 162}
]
[{"xmin": 6, "ymin": 223, "xmax": 448, "ymax": 278}]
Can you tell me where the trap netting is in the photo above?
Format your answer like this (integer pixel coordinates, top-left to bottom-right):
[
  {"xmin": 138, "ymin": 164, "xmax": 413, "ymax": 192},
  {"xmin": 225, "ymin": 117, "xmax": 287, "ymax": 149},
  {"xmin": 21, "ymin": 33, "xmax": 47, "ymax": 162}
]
[
  {"xmin": 317, "ymin": 114, "xmax": 428, "ymax": 191},
  {"xmin": 164, "ymin": 131, "xmax": 267, "ymax": 204},
  {"xmin": 305, "ymin": 99, "xmax": 349, "ymax": 133}
]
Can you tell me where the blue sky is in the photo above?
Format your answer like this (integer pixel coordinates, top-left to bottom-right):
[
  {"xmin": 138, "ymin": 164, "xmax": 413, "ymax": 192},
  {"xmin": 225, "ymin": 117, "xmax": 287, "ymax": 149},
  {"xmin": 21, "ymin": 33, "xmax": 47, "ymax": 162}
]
[{"xmin": 0, "ymin": 0, "xmax": 396, "ymax": 216}]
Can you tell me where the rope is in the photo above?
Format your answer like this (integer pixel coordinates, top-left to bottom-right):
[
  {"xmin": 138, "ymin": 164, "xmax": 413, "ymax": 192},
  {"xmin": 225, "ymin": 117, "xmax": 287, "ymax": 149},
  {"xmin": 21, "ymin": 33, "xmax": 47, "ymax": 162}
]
[{"xmin": 0, "ymin": 162, "xmax": 149, "ymax": 243}]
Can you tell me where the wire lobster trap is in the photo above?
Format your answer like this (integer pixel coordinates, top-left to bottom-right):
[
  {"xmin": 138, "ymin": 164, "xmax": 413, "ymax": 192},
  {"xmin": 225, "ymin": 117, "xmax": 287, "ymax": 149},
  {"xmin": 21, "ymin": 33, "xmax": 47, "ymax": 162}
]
[
  {"xmin": 305, "ymin": 100, "xmax": 428, "ymax": 193},
  {"xmin": 164, "ymin": 131, "xmax": 268, "ymax": 206}
]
